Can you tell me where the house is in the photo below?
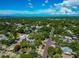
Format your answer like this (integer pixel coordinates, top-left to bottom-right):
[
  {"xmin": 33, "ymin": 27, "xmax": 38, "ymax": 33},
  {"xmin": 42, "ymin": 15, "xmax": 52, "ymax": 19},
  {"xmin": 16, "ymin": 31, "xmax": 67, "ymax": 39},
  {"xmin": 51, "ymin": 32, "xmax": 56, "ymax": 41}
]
[
  {"xmin": 0, "ymin": 44, "xmax": 7, "ymax": 50},
  {"xmin": 17, "ymin": 33, "xmax": 29, "ymax": 41},
  {"xmin": 61, "ymin": 46, "xmax": 74, "ymax": 58},
  {"xmin": 66, "ymin": 30, "xmax": 73, "ymax": 35},
  {"xmin": 36, "ymin": 45, "xmax": 44, "ymax": 56},
  {"xmin": 19, "ymin": 34, "xmax": 27, "ymax": 41},
  {"xmin": 72, "ymin": 25, "xmax": 76, "ymax": 28},
  {"xmin": 34, "ymin": 29, "xmax": 38, "ymax": 32},
  {"xmin": 5, "ymin": 44, "xmax": 16, "ymax": 51},
  {"xmin": 3, "ymin": 51, "xmax": 16, "ymax": 58},
  {"xmin": 72, "ymin": 35, "xmax": 77, "ymax": 40},
  {"xmin": 5, "ymin": 22, "xmax": 10, "ymax": 25},
  {"xmin": 31, "ymin": 25, "xmax": 36, "ymax": 28},
  {"xmin": 63, "ymin": 26, "xmax": 67, "ymax": 30},
  {"xmin": 59, "ymin": 36, "xmax": 72, "ymax": 40},
  {"xmin": 46, "ymin": 24, "xmax": 50, "ymax": 27},
  {"xmin": 36, "ymin": 25, "xmax": 43, "ymax": 29},
  {"xmin": 66, "ymin": 30, "xmax": 77, "ymax": 40},
  {"xmin": 17, "ymin": 33, "xmax": 35, "ymax": 44},
  {"xmin": 62, "ymin": 53, "xmax": 74, "ymax": 58},
  {"xmin": 50, "ymin": 41, "xmax": 57, "ymax": 48},
  {"xmin": 59, "ymin": 36, "xmax": 73, "ymax": 43},
  {"xmin": 15, "ymin": 23, "xmax": 23, "ymax": 28},
  {"xmin": 0, "ymin": 34, "xmax": 8, "ymax": 40},
  {"xmin": 27, "ymin": 39, "xmax": 35, "ymax": 43},
  {"xmin": 43, "ymin": 38, "xmax": 49, "ymax": 43},
  {"xmin": 61, "ymin": 47, "xmax": 73, "ymax": 55}
]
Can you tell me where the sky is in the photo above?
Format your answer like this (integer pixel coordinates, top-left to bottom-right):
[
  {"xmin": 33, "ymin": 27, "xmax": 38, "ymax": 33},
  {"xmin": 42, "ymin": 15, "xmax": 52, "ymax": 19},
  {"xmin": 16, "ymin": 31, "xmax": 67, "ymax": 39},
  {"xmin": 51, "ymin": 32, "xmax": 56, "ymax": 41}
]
[{"xmin": 0, "ymin": 0, "xmax": 79, "ymax": 16}]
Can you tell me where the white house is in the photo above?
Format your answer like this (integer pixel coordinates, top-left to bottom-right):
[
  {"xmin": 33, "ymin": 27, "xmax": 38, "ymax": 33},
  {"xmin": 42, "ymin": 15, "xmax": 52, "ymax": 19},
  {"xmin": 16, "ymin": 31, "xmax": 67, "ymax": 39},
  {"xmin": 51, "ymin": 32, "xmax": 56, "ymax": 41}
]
[
  {"xmin": 36, "ymin": 25, "xmax": 43, "ymax": 29},
  {"xmin": 59, "ymin": 36, "xmax": 73, "ymax": 42},
  {"xmin": 66, "ymin": 30, "xmax": 73, "ymax": 35},
  {"xmin": 15, "ymin": 23, "xmax": 23, "ymax": 28},
  {"xmin": 19, "ymin": 34, "xmax": 29, "ymax": 41},
  {"xmin": 0, "ymin": 34, "xmax": 8, "ymax": 40},
  {"xmin": 61, "ymin": 47, "xmax": 73, "ymax": 55},
  {"xmin": 72, "ymin": 35, "xmax": 77, "ymax": 40}
]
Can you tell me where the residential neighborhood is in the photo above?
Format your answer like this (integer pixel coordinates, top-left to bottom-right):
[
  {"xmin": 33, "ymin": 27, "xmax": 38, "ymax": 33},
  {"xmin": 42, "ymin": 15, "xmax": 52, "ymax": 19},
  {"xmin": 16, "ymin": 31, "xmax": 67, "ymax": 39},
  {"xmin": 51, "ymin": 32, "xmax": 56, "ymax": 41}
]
[{"xmin": 0, "ymin": 17, "xmax": 79, "ymax": 58}]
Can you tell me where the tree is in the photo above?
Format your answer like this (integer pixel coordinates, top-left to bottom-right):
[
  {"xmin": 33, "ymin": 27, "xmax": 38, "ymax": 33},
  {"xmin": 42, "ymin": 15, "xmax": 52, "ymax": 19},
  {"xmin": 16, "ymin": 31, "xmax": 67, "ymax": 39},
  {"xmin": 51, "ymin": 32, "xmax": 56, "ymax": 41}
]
[
  {"xmin": 20, "ymin": 53, "xmax": 30, "ymax": 58},
  {"xmin": 48, "ymin": 47, "xmax": 55, "ymax": 57},
  {"xmin": 20, "ymin": 41, "xmax": 29, "ymax": 48},
  {"xmin": 69, "ymin": 41, "xmax": 79, "ymax": 57},
  {"xmin": 69, "ymin": 41, "xmax": 79, "ymax": 51},
  {"xmin": 48, "ymin": 47, "xmax": 62, "ymax": 58},
  {"xmin": 53, "ymin": 54, "xmax": 61, "ymax": 58},
  {"xmin": 21, "ymin": 48, "xmax": 27, "ymax": 53},
  {"xmin": 14, "ymin": 45, "xmax": 20, "ymax": 52},
  {"xmin": 74, "ymin": 51, "xmax": 79, "ymax": 58},
  {"xmin": 20, "ymin": 51, "xmax": 38, "ymax": 58},
  {"xmin": 28, "ymin": 32, "xmax": 36, "ymax": 39},
  {"xmin": 1, "ymin": 55, "xmax": 9, "ymax": 58},
  {"xmin": 0, "ymin": 40, "xmax": 9, "ymax": 45},
  {"xmin": 35, "ymin": 40, "xmax": 42, "ymax": 47}
]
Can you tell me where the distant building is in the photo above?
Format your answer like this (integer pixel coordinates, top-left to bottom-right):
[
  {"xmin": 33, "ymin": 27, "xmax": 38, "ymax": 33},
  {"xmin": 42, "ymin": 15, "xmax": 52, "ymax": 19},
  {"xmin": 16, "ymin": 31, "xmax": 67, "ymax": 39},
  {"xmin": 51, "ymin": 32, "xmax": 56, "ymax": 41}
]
[
  {"xmin": 5, "ymin": 22, "xmax": 10, "ymax": 25},
  {"xmin": 0, "ymin": 44, "xmax": 7, "ymax": 50},
  {"xmin": 3, "ymin": 52, "xmax": 16, "ymax": 58},
  {"xmin": 61, "ymin": 47, "xmax": 73, "ymax": 55},
  {"xmin": 46, "ymin": 24, "xmax": 50, "ymax": 27},
  {"xmin": 36, "ymin": 45, "xmax": 44, "ymax": 56},
  {"xmin": 36, "ymin": 25, "xmax": 43, "ymax": 29},
  {"xmin": 0, "ymin": 34, "xmax": 8, "ymax": 40},
  {"xmin": 19, "ymin": 34, "xmax": 27, "ymax": 41},
  {"xmin": 17, "ymin": 33, "xmax": 35, "ymax": 44},
  {"xmin": 5, "ymin": 44, "xmax": 15, "ymax": 51},
  {"xmin": 66, "ymin": 30, "xmax": 73, "ymax": 35},
  {"xmin": 17, "ymin": 33, "xmax": 29, "ymax": 41},
  {"xmin": 59, "ymin": 36, "xmax": 73, "ymax": 43},
  {"xmin": 62, "ymin": 53, "xmax": 74, "ymax": 58},
  {"xmin": 72, "ymin": 35, "xmax": 77, "ymax": 40},
  {"xmin": 15, "ymin": 23, "xmax": 23, "ymax": 28}
]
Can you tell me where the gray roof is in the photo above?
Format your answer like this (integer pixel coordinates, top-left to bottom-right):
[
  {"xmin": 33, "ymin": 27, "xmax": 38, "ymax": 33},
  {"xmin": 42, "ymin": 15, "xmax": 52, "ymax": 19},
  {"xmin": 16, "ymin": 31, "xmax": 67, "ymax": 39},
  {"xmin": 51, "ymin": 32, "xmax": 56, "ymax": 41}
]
[{"xmin": 61, "ymin": 47, "xmax": 72, "ymax": 53}]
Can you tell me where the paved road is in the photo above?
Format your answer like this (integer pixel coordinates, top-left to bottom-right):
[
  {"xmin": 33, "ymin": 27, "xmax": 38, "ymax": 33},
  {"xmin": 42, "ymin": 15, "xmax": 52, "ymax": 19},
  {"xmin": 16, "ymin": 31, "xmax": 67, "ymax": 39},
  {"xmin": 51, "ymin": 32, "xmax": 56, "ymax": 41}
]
[{"xmin": 42, "ymin": 38, "xmax": 52, "ymax": 58}]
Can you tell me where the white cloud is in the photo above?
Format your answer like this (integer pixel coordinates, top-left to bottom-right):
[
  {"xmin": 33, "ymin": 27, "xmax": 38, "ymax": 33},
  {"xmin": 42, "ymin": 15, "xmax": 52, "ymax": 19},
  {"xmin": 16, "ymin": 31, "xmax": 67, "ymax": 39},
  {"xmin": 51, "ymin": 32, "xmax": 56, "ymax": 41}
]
[
  {"xmin": 35, "ymin": 9, "xmax": 54, "ymax": 14},
  {"xmin": 45, "ymin": 0, "xmax": 48, "ymax": 3},
  {"xmin": 0, "ymin": 9, "xmax": 55, "ymax": 15},
  {"xmin": 0, "ymin": 8, "xmax": 77, "ymax": 15},
  {"xmin": 54, "ymin": 0, "xmax": 79, "ymax": 7},
  {"xmin": 72, "ymin": 6, "xmax": 78, "ymax": 9},
  {"xmin": 27, "ymin": 2, "xmax": 33, "ymax": 8},
  {"xmin": 60, "ymin": 7, "xmax": 72, "ymax": 13},
  {"xmin": 28, "ymin": 3, "xmax": 32, "ymax": 6},
  {"xmin": 53, "ymin": 0, "xmax": 79, "ymax": 15},
  {"xmin": 0, "ymin": 0, "xmax": 79, "ymax": 16},
  {"xmin": 0, "ymin": 10, "xmax": 32, "ymax": 15},
  {"xmin": 0, "ymin": 10, "xmax": 17, "ymax": 14},
  {"xmin": 42, "ymin": 0, "xmax": 48, "ymax": 6}
]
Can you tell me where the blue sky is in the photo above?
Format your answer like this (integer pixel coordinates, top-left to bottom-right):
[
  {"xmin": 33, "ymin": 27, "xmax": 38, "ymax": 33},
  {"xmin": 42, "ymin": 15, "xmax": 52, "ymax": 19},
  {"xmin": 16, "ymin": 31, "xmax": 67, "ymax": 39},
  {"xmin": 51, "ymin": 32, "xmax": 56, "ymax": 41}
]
[{"xmin": 0, "ymin": 0, "xmax": 79, "ymax": 16}]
